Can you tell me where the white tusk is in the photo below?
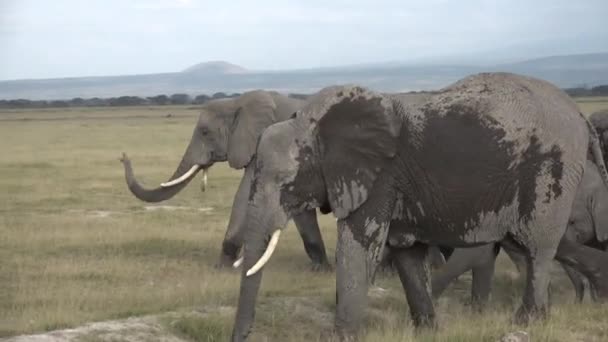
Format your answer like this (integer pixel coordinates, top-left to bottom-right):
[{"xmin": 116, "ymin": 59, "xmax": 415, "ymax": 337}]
[
  {"xmin": 201, "ymin": 168, "xmax": 208, "ymax": 192},
  {"xmin": 160, "ymin": 165, "xmax": 200, "ymax": 187},
  {"xmin": 246, "ymin": 230, "xmax": 282, "ymax": 277},
  {"xmin": 233, "ymin": 257, "xmax": 244, "ymax": 268}
]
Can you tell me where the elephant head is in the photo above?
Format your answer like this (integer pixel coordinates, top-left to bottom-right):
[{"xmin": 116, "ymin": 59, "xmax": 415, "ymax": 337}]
[
  {"xmin": 566, "ymin": 159, "xmax": 608, "ymax": 245},
  {"xmin": 120, "ymin": 91, "xmax": 304, "ymax": 202},
  {"xmin": 232, "ymin": 85, "xmax": 401, "ymax": 340}
]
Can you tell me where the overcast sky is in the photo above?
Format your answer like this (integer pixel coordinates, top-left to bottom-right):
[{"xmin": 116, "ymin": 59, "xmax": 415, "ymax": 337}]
[{"xmin": 1, "ymin": 0, "xmax": 607, "ymax": 80}]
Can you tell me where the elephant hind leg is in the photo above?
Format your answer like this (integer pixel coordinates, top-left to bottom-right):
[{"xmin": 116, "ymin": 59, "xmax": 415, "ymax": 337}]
[
  {"xmin": 514, "ymin": 250, "xmax": 553, "ymax": 324},
  {"xmin": 470, "ymin": 244, "xmax": 500, "ymax": 310},
  {"xmin": 393, "ymin": 244, "xmax": 436, "ymax": 328},
  {"xmin": 555, "ymin": 237, "xmax": 608, "ymax": 300},
  {"xmin": 562, "ymin": 263, "xmax": 587, "ymax": 302},
  {"xmin": 504, "ymin": 228, "xmax": 559, "ymax": 326}
]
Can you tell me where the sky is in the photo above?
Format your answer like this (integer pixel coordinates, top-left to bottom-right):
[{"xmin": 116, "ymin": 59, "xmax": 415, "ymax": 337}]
[{"xmin": 0, "ymin": 0, "xmax": 607, "ymax": 80}]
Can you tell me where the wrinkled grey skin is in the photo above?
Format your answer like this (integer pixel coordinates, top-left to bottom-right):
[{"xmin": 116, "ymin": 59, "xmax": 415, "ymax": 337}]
[
  {"xmin": 590, "ymin": 109, "xmax": 608, "ymax": 166},
  {"xmin": 231, "ymin": 73, "xmax": 608, "ymax": 341},
  {"xmin": 433, "ymin": 160, "xmax": 608, "ymax": 305},
  {"xmin": 119, "ymin": 91, "xmax": 331, "ymax": 270}
]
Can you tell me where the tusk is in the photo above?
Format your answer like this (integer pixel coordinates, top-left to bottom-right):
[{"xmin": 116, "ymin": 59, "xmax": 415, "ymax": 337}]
[
  {"xmin": 200, "ymin": 168, "xmax": 208, "ymax": 192},
  {"xmin": 246, "ymin": 230, "xmax": 282, "ymax": 277},
  {"xmin": 233, "ymin": 257, "xmax": 244, "ymax": 268},
  {"xmin": 160, "ymin": 165, "xmax": 200, "ymax": 187}
]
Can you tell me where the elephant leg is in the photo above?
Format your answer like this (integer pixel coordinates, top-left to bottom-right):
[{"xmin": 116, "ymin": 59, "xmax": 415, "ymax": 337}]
[
  {"xmin": 432, "ymin": 244, "xmax": 496, "ymax": 303},
  {"xmin": 335, "ymin": 221, "xmax": 370, "ymax": 340},
  {"xmin": 393, "ymin": 244, "xmax": 436, "ymax": 328},
  {"xmin": 470, "ymin": 244, "xmax": 500, "ymax": 310},
  {"xmin": 217, "ymin": 166, "xmax": 254, "ymax": 268},
  {"xmin": 514, "ymin": 247, "xmax": 554, "ymax": 325},
  {"xmin": 292, "ymin": 209, "xmax": 332, "ymax": 271},
  {"xmin": 432, "ymin": 248, "xmax": 476, "ymax": 299},
  {"xmin": 554, "ymin": 236, "xmax": 608, "ymax": 300},
  {"xmin": 561, "ymin": 263, "xmax": 586, "ymax": 302},
  {"xmin": 502, "ymin": 243, "xmax": 527, "ymax": 276},
  {"xmin": 429, "ymin": 246, "xmax": 447, "ymax": 269}
]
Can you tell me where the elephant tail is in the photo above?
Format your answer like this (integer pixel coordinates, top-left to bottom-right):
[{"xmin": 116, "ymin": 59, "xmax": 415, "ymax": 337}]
[{"xmin": 583, "ymin": 113, "xmax": 608, "ymax": 188}]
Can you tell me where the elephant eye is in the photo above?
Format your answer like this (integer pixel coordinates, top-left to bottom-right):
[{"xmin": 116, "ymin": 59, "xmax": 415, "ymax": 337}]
[
  {"xmin": 200, "ymin": 127, "xmax": 210, "ymax": 135},
  {"xmin": 568, "ymin": 219, "xmax": 575, "ymax": 225}
]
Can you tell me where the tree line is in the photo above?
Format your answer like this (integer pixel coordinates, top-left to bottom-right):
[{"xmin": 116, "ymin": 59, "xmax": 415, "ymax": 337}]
[
  {"xmin": 564, "ymin": 85, "xmax": 608, "ymax": 97},
  {"xmin": 1, "ymin": 86, "xmax": 606, "ymax": 109},
  {"xmin": 0, "ymin": 92, "xmax": 240, "ymax": 109}
]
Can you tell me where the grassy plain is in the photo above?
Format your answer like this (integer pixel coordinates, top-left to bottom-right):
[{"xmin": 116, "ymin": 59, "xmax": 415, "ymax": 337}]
[{"xmin": 1, "ymin": 97, "xmax": 608, "ymax": 341}]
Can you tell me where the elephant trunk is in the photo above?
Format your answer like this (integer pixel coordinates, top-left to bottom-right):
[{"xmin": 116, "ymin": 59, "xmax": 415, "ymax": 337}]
[
  {"xmin": 120, "ymin": 149, "xmax": 202, "ymax": 203},
  {"xmin": 231, "ymin": 206, "xmax": 271, "ymax": 341}
]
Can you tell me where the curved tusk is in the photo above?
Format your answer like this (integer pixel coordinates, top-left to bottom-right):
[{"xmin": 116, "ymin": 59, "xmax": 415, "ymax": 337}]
[
  {"xmin": 160, "ymin": 165, "xmax": 200, "ymax": 187},
  {"xmin": 233, "ymin": 257, "xmax": 244, "ymax": 268},
  {"xmin": 246, "ymin": 230, "xmax": 282, "ymax": 277},
  {"xmin": 200, "ymin": 168, "xmax": 208, "ymax": 192}
]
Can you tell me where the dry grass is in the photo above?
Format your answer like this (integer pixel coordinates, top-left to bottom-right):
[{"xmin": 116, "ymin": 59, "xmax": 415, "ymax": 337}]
[
  {"xmin": 576, "ymin": 96, "xmax": 608, "ymax": 115},
  {"xmin": 2, "ymin": 98, "xmax": 608, "ymax": 341}
]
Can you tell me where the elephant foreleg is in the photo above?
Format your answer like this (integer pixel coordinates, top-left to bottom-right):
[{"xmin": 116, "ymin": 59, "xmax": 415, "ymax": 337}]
[
  {"xmin": 393, "ymin": 244, "xmax": 436, "ymax": 328},
  {"xmin": 293, "ymin": 209, "xmax": 332, "ymax": 271},
  {"xmin": 335, "ymin": 220, "xmax": 370, "ymax": 340}
]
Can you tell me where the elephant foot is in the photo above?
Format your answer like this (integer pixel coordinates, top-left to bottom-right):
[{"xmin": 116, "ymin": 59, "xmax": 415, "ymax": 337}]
[
  {"xmin": 310, "ymin": 261, "xmax": 333, "ymax": 272},
  {"xmin": 513, "ymin": 305, "xmax": 548, "ymax": 326},
  {"xmin": 461, "ymin": 297, "xmax": 487, "ymax": 312},
  {"xmin": 412, "ymin": 313, "xmax": 437, "ymax": 330}
]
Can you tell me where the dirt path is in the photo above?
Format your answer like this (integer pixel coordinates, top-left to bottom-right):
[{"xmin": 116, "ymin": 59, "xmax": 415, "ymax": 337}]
[{"xmin": 1, "ymin": 314, "xmax": 187, "ymax": 342}]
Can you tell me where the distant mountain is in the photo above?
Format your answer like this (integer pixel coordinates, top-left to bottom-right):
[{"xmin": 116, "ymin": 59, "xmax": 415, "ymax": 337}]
[
  {"xmin": 1, "ymin": 53, "xmax": 607, "ymax": 100},
  {"xmin": 182, "ymin": 61, "xmax": 249, "ymax": 74}
]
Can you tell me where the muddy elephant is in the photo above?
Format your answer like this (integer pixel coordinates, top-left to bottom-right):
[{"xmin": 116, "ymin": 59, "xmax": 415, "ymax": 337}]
[
  {"xmin": 230, "ymin": 73, "xmax": 608, "ymax": 341},
  {"xmin": 119, "ymin": 91, "xmax": 331, "ymax": 270},
  {"xmin": 432, "ymin": 160, "xmax": 608, "ymax": 308},
  {"xmin": 432, "ymin": 159, "xmax": 608, "ymax": 305}
]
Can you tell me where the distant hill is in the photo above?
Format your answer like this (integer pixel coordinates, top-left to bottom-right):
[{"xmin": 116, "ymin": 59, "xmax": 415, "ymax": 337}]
[
  {"xmin": 1, "ymin": 53, "xmax": 607, "ymax": 100},
  {"xmin": 182, "ymin": 61, "xmax": 249, "ymax": 74}
]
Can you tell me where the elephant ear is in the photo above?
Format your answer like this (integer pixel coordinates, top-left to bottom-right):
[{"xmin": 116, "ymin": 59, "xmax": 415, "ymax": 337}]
[
  {"xmin": 317, "ymin": 88, "xmax": 400, "ymax": 219},
  {"xmin": 228, "ymin": 91, "xmax": 277, "ymax": 169}
]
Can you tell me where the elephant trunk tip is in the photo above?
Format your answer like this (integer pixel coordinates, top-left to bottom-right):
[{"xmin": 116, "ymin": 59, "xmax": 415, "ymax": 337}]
[{"xmin": 119, "ymin": 152, "xmax": 130, "ymax": 165}]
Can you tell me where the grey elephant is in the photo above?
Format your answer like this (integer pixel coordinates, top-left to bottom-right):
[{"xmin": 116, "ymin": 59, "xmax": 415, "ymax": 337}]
[
  {"xmin": 230, "ymin": 73, "xmax": 608, "ymax": 341},
  {"xmin": 119, "ymin": 91, "xmax": 331, "ymax": 270},
  {"xmin": 590, "ymin": 109, "xmax": 608, "ymax": 165},
  {"xmin": 432, "ymin": 159, "xmax": 608, "ymax": 306}
]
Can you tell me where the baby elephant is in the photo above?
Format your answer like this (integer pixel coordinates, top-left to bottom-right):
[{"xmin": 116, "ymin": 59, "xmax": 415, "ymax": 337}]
[{"xmin": 432, "ymin": 160, "xmax": 608, "ymax": 305}]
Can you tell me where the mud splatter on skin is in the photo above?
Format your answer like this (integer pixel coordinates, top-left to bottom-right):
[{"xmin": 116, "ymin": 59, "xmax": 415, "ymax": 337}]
[
  {"xmin": 280, "ymin": 144, "xmax": 327, "ymax": 213},
  {"xmin": 518, "ymin": 135, "xmax": 563, "ymax": 210},
  {"xmin": 315, "ymin": 94, "xmax": 399, "ymax": 246},
  {"xmin": 390, "ymin": 101, "xmax": 564, "ymax": 244}
]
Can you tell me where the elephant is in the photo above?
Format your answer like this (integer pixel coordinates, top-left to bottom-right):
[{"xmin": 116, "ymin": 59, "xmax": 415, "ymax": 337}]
[
  {"xmin": 230, "ymin": 72, "xmax": 608, "ymax": 341},
  {"xmin": 119, "ymin": 91, "xmax": 332, "ymax": 270},
  {"xmin": 590, "ymin": 109, "xmax": 608, "ymax": 165},
  {"xmin": 432, "ymin": 159, "xmax": 608, "ymax": 306}
]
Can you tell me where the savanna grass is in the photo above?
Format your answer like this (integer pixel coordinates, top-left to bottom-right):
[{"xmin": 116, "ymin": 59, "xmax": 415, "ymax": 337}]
[{"xmin": 2, "ymin": 99, "xmax": 608, "ymax": 340}]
